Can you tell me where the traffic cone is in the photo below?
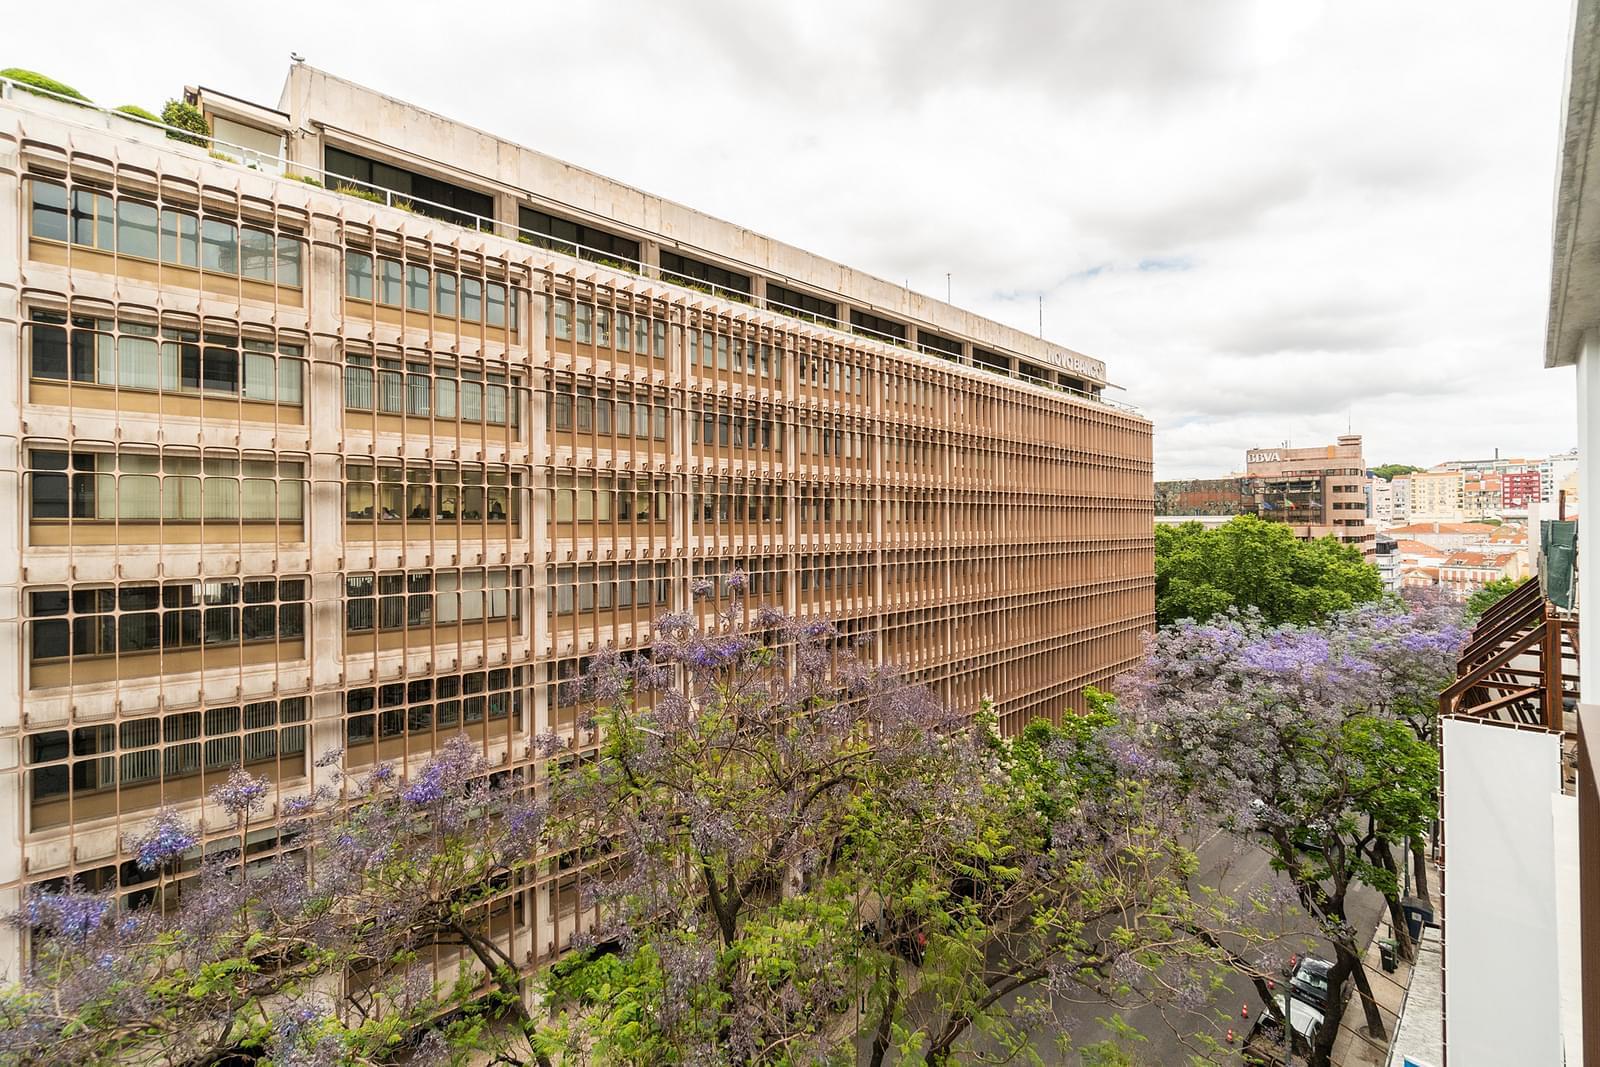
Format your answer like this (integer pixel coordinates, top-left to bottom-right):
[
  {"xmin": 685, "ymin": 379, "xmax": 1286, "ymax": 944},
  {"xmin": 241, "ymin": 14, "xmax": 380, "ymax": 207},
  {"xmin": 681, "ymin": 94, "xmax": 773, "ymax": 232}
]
[
  {"xmin": 1226, "ymin": 1028, "xmax": 1235, "ymax": 1044},
  {"xmin": 1242, "ymin": 1003, "xmax": 1250, "ymax": 1019}
]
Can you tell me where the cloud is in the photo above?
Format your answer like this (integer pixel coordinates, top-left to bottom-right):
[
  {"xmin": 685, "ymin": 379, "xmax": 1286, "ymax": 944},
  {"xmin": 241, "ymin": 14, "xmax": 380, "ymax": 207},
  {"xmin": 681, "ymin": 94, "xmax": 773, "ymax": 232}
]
[{"xmin": 9, "ymin": 0, "xmax": 1576, "ymax": 479}]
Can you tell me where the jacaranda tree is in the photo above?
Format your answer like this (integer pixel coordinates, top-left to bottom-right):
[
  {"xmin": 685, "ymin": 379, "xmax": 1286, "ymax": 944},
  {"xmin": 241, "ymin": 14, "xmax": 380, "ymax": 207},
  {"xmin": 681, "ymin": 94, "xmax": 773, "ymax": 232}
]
[
  {"xmin": 535, "ymin": 578, "xmax": 1276, "ymax": 1064},
  {"xmin": 4, "ymin": 579, "xmax": 1295, "ymax": 1066},
  {"xmin": 0, "ymin": 739, "xmax": 546, "ymax": 1066},
  {"xmin": 1115, "ymin": 601, "xmax": 1462, "ymax": 1067}
]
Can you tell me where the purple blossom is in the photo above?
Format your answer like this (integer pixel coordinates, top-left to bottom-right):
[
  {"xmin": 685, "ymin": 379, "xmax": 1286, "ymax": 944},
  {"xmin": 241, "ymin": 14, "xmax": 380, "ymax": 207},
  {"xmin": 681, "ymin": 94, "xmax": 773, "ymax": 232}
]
[
  {"xmin": 128, "ymin": 808, "xmax": 198, "ymax": 871},
  {"xmin": 18, "ymin": 889, "xmax": 112, "ymax": 942},
  {"xmin": 209, "ymin": 769, "xmax": 270, "ymax": 821}
]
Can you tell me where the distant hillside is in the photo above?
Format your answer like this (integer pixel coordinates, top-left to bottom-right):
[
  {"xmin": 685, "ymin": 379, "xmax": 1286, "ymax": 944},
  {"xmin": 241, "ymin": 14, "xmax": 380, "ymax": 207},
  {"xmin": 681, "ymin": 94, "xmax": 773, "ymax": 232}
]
[{"xmin": 1371, "ymin": 464, "xmax": 1423, "ymax": 481}]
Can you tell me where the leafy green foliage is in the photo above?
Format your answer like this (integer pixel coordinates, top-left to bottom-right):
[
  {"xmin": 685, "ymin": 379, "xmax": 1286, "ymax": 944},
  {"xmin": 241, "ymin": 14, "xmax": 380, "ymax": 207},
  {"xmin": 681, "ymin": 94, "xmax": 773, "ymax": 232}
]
[
  {"xmin": 1, "ymin": 68, "xmax": 90, "ymax": 102},
  {"xmin": 1465, "ymin": 575, "xmax": 1527, "ymax": 621},
  {"xmin": 337, "ymin": 182, "xmax": 386, "ymax": 203},
  {"xmin": 1155, "ymin": 515, "xmax": 1382, "ymax": 626},
  {"xmin": 1370, "ymin": 464, "xmax": 1422, "ymax": 481},
  {"xmin": 160, "ymin": 99, "xmax": 209, "ymax": 146},
  {"xmin": 114, "ymin": 104, "xmax": 161, "ymax": 122}
]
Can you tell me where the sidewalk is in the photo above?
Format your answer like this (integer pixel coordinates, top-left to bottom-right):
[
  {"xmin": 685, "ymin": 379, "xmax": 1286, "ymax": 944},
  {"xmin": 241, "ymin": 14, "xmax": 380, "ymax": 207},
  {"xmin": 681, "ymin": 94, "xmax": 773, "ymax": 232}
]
[{"xmin": 1326, "ymin": 916, "xmax": 1424, "ymax": 1067}]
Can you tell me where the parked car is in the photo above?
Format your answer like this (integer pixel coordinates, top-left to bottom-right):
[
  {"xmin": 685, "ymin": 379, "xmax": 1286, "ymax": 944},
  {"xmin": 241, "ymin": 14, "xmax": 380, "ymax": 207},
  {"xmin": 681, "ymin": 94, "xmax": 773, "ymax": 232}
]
[
  {"xmin": 1289, "ymin": 956, "xmax": 1333, "ymax": 1012},
  {"xmin": 1243, "ymin": 992, "xmax": 1325, "ymax": 1065}
]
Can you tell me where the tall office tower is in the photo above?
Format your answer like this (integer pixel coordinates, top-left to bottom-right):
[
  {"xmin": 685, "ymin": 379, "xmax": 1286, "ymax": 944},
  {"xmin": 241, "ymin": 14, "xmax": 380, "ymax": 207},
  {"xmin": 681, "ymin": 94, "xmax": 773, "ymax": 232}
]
[{"xmin": 0, "ymin": 67, "xmax": 1153, "ymax": 971}]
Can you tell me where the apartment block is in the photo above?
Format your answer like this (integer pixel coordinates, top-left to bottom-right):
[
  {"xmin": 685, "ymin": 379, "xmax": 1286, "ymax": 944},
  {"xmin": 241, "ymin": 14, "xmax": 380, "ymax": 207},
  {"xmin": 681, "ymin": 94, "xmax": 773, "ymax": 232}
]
[
  {"xmin": 1407, "ymin": 470, "xmax": 1466, "ymax": 524},
  {"xmin": 0, "ymin": 66, "xmax": 1154, "ymax": 969}
]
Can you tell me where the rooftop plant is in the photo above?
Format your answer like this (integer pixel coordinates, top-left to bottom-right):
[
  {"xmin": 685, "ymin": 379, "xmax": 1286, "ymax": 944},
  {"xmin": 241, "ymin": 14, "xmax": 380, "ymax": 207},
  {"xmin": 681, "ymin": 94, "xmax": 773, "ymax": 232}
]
[
  {"xmin": 1, "ymin": 68, "xmax": 90, "ymax": 102},
  {"xmin": 160, "ymin": 98, "xmax": 209, "ymax": 147}
]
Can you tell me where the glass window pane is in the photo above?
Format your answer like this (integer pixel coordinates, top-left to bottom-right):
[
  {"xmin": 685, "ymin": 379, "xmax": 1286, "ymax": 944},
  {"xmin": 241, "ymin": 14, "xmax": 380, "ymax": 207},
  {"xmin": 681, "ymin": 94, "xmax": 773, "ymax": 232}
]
[
  {"xmin": 487, "ymin": 283, "xmax": 506, "ymax": 327},
  {"xmin": 462, "ymin": 277, "xmax": 483, "ymax": 322},
  {"xmin": 116, "ymin": 200, "xmax": 159, "ymax": 259},
  {"xmin": 30, "ymin": 180, "xmax": 68, "ymax": 242},
  {"xmin": 160, "ymin": 209, "xmax": 198, "ymax": 266},
  {"xmin": 240, "ymin": 228, "xmax": 274, "ymax": 281},
  {"xmin": 407, "ymin": 265, "xmax": 430, "ymax": 311},
  {"xmin": 31, "ymin": 323, "xmax": 68, "ymax": 381},
  {"xmin": 201, "ymin": 218, "xmax": 238, "ymax": 273},
  {"xmin": 242, "ymin": 352, "xmax": 276, "ymax": 402},
  {"xmin": 346, "ymin": 251, "xmax": 373, "ymax": 300},
  {"xmin": 202, "ymin": 347, "xmax": 238, "ymax": 393},
  {"xmin": 436, "ymin": 272, "xmax": 458, "ymax": 316},
  {"xmin": 277, "ymin": 238, "xmax": 303, "ymax": 287},
  {"xmin": 379, "ymin": 260, "xmax": 402, "ymax": 306},
  {"xmin": 278, "ymin": 358, "xmax": 303, "ymax": 405}
]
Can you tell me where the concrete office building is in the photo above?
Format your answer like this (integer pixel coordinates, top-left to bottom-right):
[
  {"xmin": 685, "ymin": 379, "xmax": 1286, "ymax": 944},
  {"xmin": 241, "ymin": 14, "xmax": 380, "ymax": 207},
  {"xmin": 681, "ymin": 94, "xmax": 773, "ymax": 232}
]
[
  {"xmin": 0, "ymin": 66, "xmax": 1154, "ymax": 969},
  {"xmin": 1241, "ymin": 436, "xmax": 1374, "ymax": 554},
  {"xmin": 1155, "ymin": 436, "xmax": 1373, "ymax": 555}
]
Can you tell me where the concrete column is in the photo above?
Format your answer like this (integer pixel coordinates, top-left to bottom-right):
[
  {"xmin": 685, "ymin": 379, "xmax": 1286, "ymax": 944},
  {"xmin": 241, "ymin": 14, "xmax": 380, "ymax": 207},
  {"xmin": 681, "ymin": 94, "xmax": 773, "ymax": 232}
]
[{"xmin": 1579, "ymin": 331, "xmax": 1600, "ymax": 704}]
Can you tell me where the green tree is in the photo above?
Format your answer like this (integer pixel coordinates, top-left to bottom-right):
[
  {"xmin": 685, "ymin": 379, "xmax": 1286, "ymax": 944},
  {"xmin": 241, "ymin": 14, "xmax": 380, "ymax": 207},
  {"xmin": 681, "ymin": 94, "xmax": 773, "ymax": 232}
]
[
  {"xmin": 1464, "ymin": 575, "xmax": 1528, "ymax": 620},
  {"xmin": 1155, "ymin": 515, "xmax": 1383, "ymax": 627},
  {"xmin": 1370, "ymin": 464, "xmax": 1422, "ymax": 481}
]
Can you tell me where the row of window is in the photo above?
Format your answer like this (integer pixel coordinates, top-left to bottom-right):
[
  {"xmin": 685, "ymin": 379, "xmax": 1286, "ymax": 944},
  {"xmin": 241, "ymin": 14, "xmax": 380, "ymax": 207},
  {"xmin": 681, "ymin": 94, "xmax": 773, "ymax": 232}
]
[
  {"xmin": 345, "ymin": 668, "xmax": 524, "ymax": 745},
  {"xmin": 551, "ymin": 299, "xmax": 668, "ymax": 356},
  {"xmin": 29, "ymin": 312, "xmax": 305, "ymax": 404},
  {"xmin": 548, "ymin": 563, "xmax": 673, "ymax": 617},
  {"xmin": 344, "ymin": 568, "xmax": 523, "ymax": 632},
  {"xmin": 689, "ymin": 403, "xmax": 785, "ymax": 452},
  {"xmin": 29, "ymin": 579, "xmax": 308, "ymax": 663},
  {"xmin": 345, "ymin": 252, "xmax": 514, "ymax": 328},
  {"xmin": 549, "ymin": 383, "xmax": 670, "ymax": 440},
  {"xmin": 692, "ymin": 486, "xmax": 788, "ymax": 525},
  {"xmin": 345, "ymin": 463, "xmax": 519, "ymax": 523},
  {"xmin": 29, "ymin": 450, "xmax": 304, "ymax": 523},
  {"xmin": 344, "ymin": 354, "xmax": 519, "ymax": 427},
  {"xmin": 29, "ymin": 179, "xmax": 306, "ymax": 287},
  {"xmin": 687, "ymin": 328, "xmax": 785, "ymax": 380},
  {"xmin": 549, "ymin": 475, "xmax": 671, "ymax": 526},
  {"xmin": 26, "ymin": 698, "xmax": 309, "ymax": 806}
]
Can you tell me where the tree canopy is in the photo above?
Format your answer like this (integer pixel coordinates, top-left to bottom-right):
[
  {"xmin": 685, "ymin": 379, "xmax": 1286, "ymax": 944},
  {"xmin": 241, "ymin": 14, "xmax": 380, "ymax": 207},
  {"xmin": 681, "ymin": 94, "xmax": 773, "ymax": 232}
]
[
  {"xmin": 1464, "ymin": 575, "xmax": 1528, "ymax": 621},
  {"xmin": 1370, "ymin": 464, "xmax": 1422, "ymax": 481},
  {"xmin": 1116, "ymin": 601, "xmax": 1464, "ymax": 1066},
  {"xmin": 1155, "ymin": 515, "xmax": 1383, "ymax": 627}
]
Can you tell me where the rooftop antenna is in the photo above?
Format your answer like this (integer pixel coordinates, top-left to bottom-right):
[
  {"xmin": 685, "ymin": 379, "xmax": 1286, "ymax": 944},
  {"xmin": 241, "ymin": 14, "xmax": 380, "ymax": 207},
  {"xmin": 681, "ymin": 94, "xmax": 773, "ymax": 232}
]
[
  {"xmin": 1038, "ymin": 294, "xmax": 1043, "ymax": 338},
  {"xmin": 946, "ymin": 273, "xmax": 951, "ymax": 302}
]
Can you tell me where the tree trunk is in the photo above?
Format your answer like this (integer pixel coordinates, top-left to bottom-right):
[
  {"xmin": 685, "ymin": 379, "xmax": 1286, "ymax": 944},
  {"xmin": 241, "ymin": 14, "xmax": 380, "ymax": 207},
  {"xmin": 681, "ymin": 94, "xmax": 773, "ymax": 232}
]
[
  {"xmin": 1347, "ymin": 943, "xmax": 1388, "ymax": 1040},
  {"xmin": 867, "ymin": 960, "xmax": 900, "ymax": 1067},
  {"xmin": 1308, "ymin": 947, "xmax": 1350, "ymax": 1067},
  {"xmin": 1410, "ymin": 833, "xmax": 1432, "ymax": 906},
  {"xmin": 1371, "ymin": 840, "xmax": 1415, "ymax": 963}
]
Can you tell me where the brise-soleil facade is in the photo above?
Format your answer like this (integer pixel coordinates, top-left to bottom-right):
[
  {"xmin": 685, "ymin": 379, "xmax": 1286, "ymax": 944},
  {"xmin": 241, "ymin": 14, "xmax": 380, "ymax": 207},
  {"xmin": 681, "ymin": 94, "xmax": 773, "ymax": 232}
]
[{"xmin": 0, "ymin": 67, "xmax": 1154, "ymax": 974}]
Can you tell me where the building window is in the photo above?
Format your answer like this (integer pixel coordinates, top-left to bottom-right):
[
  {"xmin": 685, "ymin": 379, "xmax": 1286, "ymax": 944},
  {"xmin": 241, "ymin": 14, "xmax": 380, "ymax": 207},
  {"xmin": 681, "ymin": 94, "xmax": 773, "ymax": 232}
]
[
  {"xmin": 344, "ymin": 462, "xmax": 519, "ymax": 524},
  {"xmin": 26, "ymin": 448, "xmax": 305, "ymax": 525},
  {"xmin": 325, "ymin": 146, "xmax": 495, "ymax": 227},
  {"xmin": 546, "ymin": 561, "xmax": 672, "ymax": 617},
  {"xmin": 850, "ymin": 309, "xmax": 907, "ymax": 345},
  {"xmin": 26, "ymin": 310, "xmax": 305, "ymax": 405},
  {"xmin": 519, "ymin": 207, "xmax": 640, "ymax": 267},
  {"xmin": 344, "ymin": 568, "xmax": 523, "ymax": 632},
  {"xmin": 24, "ymin": 697, "xmax": 308, "ymax": 828},
  {"xmin": 660, "ymin": 251, "xmax": 751, "ymax": 297},
  {"xmin": 27, "ymin": 177, "xmax": 305, "ymax": 285},
  {"xmin": 28, "ymin": 577, "xmax": 307, "ymax": 666},
  {"xmin": 342, "ymin": 353, "xmax": 519, "ymax": 429},
  {"xmin": 767, "ymin": 283, "xmax": 837, "ymax": 325},
  {"xmin": 344, "ymin": 668, "xmax": 524, "ymax": 751}
]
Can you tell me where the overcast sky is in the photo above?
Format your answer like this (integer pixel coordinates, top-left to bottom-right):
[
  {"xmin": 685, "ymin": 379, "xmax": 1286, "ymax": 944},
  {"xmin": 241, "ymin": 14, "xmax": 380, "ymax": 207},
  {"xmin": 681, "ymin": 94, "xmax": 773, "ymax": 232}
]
[{"xmin": 13, "ymin": 1, "xmax": 1578, "ymax": 476}]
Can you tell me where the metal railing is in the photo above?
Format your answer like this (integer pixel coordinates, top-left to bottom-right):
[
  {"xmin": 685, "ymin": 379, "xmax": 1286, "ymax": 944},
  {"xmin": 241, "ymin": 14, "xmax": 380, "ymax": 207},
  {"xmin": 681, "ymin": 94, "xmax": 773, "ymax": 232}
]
[{"xmin": 0, "ymin": 74, "xmax": 1138, "ymax": 415}]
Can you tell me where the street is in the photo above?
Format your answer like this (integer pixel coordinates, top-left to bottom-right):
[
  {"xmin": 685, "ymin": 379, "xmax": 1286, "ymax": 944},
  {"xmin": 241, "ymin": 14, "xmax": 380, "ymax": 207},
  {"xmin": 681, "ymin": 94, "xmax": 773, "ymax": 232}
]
[{"xmin": 855, "ymin": 831, "xmax": 1388, "ymax": 1065}]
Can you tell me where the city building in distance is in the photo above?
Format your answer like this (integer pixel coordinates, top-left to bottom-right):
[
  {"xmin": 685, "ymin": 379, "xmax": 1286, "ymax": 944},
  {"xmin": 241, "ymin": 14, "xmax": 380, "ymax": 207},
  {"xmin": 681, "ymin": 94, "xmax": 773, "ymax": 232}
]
[
  {"xmin": 1154, "ymin": 434, "xmax": 1375, "ymax": 556},
  {"xmin": 0, "ymin": 65, "xmax": 1154, "ymax": 969}
]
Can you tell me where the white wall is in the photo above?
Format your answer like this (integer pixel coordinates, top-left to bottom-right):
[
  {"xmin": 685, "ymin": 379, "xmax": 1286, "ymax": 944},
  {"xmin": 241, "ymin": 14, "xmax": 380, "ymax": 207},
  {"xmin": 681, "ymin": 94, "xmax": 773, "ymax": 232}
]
[{"xmin": 1441, "ymin": 718, "xmax": 1564, "ymax": 1066}]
